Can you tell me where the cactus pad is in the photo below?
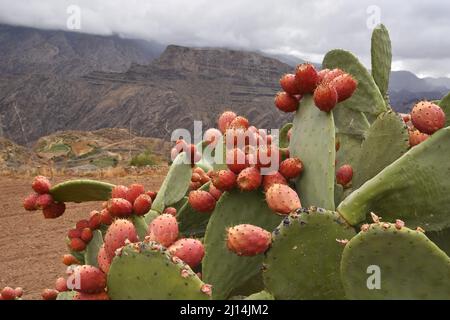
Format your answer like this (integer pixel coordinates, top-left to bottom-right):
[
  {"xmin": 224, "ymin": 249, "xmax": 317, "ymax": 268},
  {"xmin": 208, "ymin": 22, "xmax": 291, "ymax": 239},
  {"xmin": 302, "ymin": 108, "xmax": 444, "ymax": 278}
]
[
  {"xmin": 131, "ymin": 215, "xmax": 149, "ymax": 240},
  {"xmin": 341, "ymin": 222, "xmax": 450, "ymax": 299},
  {"xmin": 279, "ymin": 123, "xmax": 293, "ymax": 148},
  {"xmin": 338, "ymin": 127, "xmax": 450, "ymax": 230},
  {"xmin": 290, "ymin": 94, "xmax": 336, "ymax": 210},
  {"xmin": 245, "ymin": 290, "xmax": 275, "ymax": 300},
  {"xmin": 56, "ymin": 291, "xmax": 77, "ymax": 300},
  {"xmin": 263, "ymin": 207, "xmax": 355, "ymax": 299},
  {"xmin": 50, "ymin": 179, "xmax": 115, "ymax": 203},
  {"xmin": 439, "ymin": 92, "xmax": 450, "ymax": 127},
  {"xmin": 107, "ymin": 241, "xmax": 209, "ymax": 300},
  {"xmin": 371, "ymin": 24, "xmax": 392, "ymax": 99},
  {"xmin": 84, "ymin": 230, "xmax": 103, "ymax": 267}
]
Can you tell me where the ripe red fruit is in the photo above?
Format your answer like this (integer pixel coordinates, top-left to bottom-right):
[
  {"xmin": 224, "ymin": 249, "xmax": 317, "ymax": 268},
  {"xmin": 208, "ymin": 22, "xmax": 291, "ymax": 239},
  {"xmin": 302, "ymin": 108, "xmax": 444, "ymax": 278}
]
[
  {"xmin": 36, "ymin": 193, "xmax": 54, "ymax": 209},
  {"xmin": 237, "ymin": 167, "xmax": 262, "ymax": 191},
  {"xmin": 14, "ymin": 287, "xmax": 23, "ymax": 298},
  {"xmin": 336, "ymin": 164, "xmax": 353, "ymax": 186},
  {"xmin": 89, "ymin": 211, "xmax": 102, "ymax": 230},
  {"xmin": 188, "ymin": 190, "xmax": 216, "ymax": 213},
  {"xmin": 55, "ymin": 277, "xmax": 68, "ymax": 292},
  {"xmin": 204, "ymin": 128, "xmax": 222, "ymax": 147},
  {"xmin": 227, "ymin": 224, "xmax": 271, "ymax": 256},
  {"xmin": 43, "ymin": 202, "xmax": 65, "ymax": 219},
  {"xmin": 41, "ymin": 289, "xmax": 58, "ymax": 300},
  {"xmin": 295, "ymin": 63, "xmax": 319, "ymax": 94},
  {"xmin": 228, "ymin": 116, "xmax": 249, "ymax": 130},
  {"xmin": 322, "ymin": 68, "xmax": 345, "ymax": 83},
  {"xmin": 313, "ymin": 82, "xmax": 338, "ymax": 112},
  {"xmin": 211, "ymin": 169, "xmax": 236, "ymax": 191},
  {"xmin": 1, "ymin": 287, "xmax": 16, "ymax": 300},
  {"xmin": 280, "ymin": 74, "xmax": 300, "ymax": 95},
  {"xmin": 70, "ymin": 265, "xmax": 106, "ymax": 293},
  {"xmin": 265, "ymin": 184, "xmax": 301, "ymax": 215},
  {"xmin": 81, "ymin": 228, "xmax": 93, "ymax": 242},
  {"xmin": 163, "ymin": 207, "xmax": 177, "ymax": 216},
  {"xmin": 330, "ymin": 74, "xmax": 357, "ymax": 102},
  {"xmin": 147, "ymin": 214, "xmax": 179, "ymax": 247},
  {"xmin": 73, "ymin": 292, "xmax": 110, "ymax": 300},
  {"xmin": 411, "ymin": 101, "xmax": 446, "ymax": 134},
  {"xmin": 111, "ymin": 185, "xmax": 128, "ymax": 199},
  {"xmin": 62, "ymin": 254, "xmax": 80, "ymax": 266},
  {"xmin": 76, "ymin": 219, "xmax": 90, "ymax": 230},
  {"xmin": 68, "ymin": 228, "xmax": 82, "ymax": 239},
  {"xmin": 133, "ymin": 194, "xmax": 152, "ymax": 216},
  {"xmin": 186, "ymin": 144, "xmax": 201, "ymax": 164},
  {"xmin": 146, "ymin": 191, "xmax": 157, "ymax": 200},
  {"xmin": 104, "ymin": 219, "xmax": 138, "ymax": 259},
  {"xmin": 97, "ymin": 244, "xmax": 111, "ymax": 274},
  {"xmin": 409, "ymin": 129, "xmax": 429, "ymax": 147},
  {"xmin": 279, "ymin": 157, "xmax": 304, "ymax": 179},
  {"xmin": 208, "ymin": 184, "xmax": 223, "ymax": 201},
  {"xmin": 23, "ymin": 193, "xmax": 39, "ymax": 211},
  {"xmin": 274, "ymin": 91, "xmax": 299, "ymax": 113},
  {"xmin": 191, "ymin": 172, "xmax": 201, "ymax": 182},
  {"xmin": 193, "ymin": 167, "xmax": 210, "ymax": 184},
  {"xmin": 70, "ymin": 238, "xmax": 86, "ymax": 252},
  {"xmin": 256, "ymin": 145, "xmax": 280, "ymax": 168},
  {"xmin": 168, "ymin": 238, "xmax": 205, "ymax": 269},
  {"xmin": 218, "ymin": 111, "xmax": 238, "ymax": 133},
  {"xmin": 189, "ymin": 181, "xmax": 202, "ymax": 191},
  {"xmin": 262, "ymin": 171, "xmax": 288, "ymax": 192},
  {"xmin": 31, "ymin": 175, "xmax": 51, "ymax": 194},
  {"xmin": 107, "ymin": 198, "xmax": 133, "ymax": 217},
  {"xmin": 317, "ymin": 68, "xmax": 330, "ymax": 83},
  {"xmin": 100, "ymin": 209, "xmax": 113, "ymax": 225},
  {"xmin": 226, "ymin": 148, "xmax": 248, "ymax": 174},
  {"xmin": 126, "ymin": 184, "xmax": 145, "ymax": 203}
]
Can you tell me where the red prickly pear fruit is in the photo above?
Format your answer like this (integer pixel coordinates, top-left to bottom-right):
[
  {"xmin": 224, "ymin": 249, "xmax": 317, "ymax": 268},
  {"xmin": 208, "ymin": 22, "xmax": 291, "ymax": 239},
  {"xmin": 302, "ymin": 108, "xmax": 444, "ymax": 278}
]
[
  {"xmin": 147, "ymin": 214, "xmax": 179, "ymax": 247},
  {"xmin": 279, "ymin": 157, "xmax": 304, "ymax": 179},
  {"xmin": 88, "ymin": 211, "xmax": 102, "ymax": 230},
  {"xmin": 193, "ymin": 167, "xmax": 210, "ymax": 184},
  {"xmin": 32, "ymin": 175, "xmax": 51, "ymax": 194},
  {"xmin": 111, "ymin": 185, "xmax": 128, "ymax": 199},
  {"xmin": 330, "ymin": 73, "xmax": 357, "ymax": 102},
  {"xmin": 191, "ymin": 172, "xmax": 202, "ymax": 182},
  {"xmin": 1, "ymin": 287, "xmax": 16, "ymax": 300},
  {"xmin": 133, "ymin": 194, "xmax": 152, "ymax": 216},
  {"xmin": 43, "ymin": 202, "xmax": 65, "ymax": 219},
  {"xmin": 313, "ymin": 82, "xmax": 338, "ymax": 112},
  {"xmin": 23, "ymin": 193, "xmax": 39, "ymax": 211},
  {"xmin": 265, "ymin": 184, "xmax": 302, "ymax": 215},
  {"xmin": 411, "ymin": 101, "xmax": 446, "ymax": 134},
  {"xmin": 41, "ymin": 289, "xmax": 58, "ymax": 300},
  {"xmin": 126, "ymin": 183, "xmax": 145, "ymax": 203},
  {"xmin": 204, "ymin": 128, "xmax": 222, "ymax": 147},
  {"xmin": 237, "ymin": 167, "xmax": 262, "ymax": 191},
  {"xmin": 73, "ymin": 292, "xmax": 110, "ymax": 300},
  {"xmin": 163, "ymin": 207, "xmax": 177, "ymax": 216},
  {"xmin": 208, "ymin": 184, "xmax": 223, "ymax": 201},
  {"xmin": 70, "ymin": 238, "xmax": 86, "ymax": 252},
  {"xmin": 218, "ymin": 111, "xmax": 238, "ymax": 133},
  {"xmin": 229, "ymin": 116, "xmax": 249, "ymax": 130},
  {"xmin": 262, "ymin": 172, "xmax": 287, "ymax": 192},
  {"xmin": 146, "ymin": 191, "xmax": 157, "ymax": 200},
  {"xmin": 317, "ymin": 68, "xmax": 330, "ymax": 83},
  {"xmin": 336, "ymin": 164, "xmax": 353, "ymax": 186},
  {"xmin": 14, "ymin": 287, "xmax": 23, "ymax": 298},
  {"xmin": 211, "ymin": 169, "xmax": 236, "ymax": 191},
  {"xmin": 322, "ymin": 68, "xmax": 345, "ymax": 83},
  {"xmin": 189, "ymin": 181, "xmax": 202, "ymax": 191},
  {"xmin": 409, "ymin": 129, "xmax": 429, "ymax": 147},
  {"xmin": 274, "ymin": 91, "xmax": 299, "ymax": 113},
  {"xmin": 62, "ymin": 254, "xmax": 80, "ymax": 266},
  {"xmin": 280, "ymin": 73, "xmax": 301, "ymax": 95},
  {"xmin": 107, "ymin": 198, "xmax": 133, "ymax": 217},
  {"xmin": 97, "ymin": 244, "xmax": 111, "ymax": 274},
  {"xmin": 186, "ymin": 144, "xmax": 201, "ymax": 164},
  {"xmin": 401, "ymin": 113, "xmax": 411, "ymax": 123},
  {"xmin": 100, "ymin": 209, "xmax": 113, "ymax": 225},
  {"xmin": 168, "ymin": 238, "xmax": 205, "ymax": 269},
  {"xmin": 70, "ymin": 265, "xmax": 106, "ymax": 293},
  {"xmin": 226, "ymin": 148, "xmax": 248, "ymax": 174},
  {"xmin": 68, "ymin": 228, "xmax": 82, "ymax": 239},
  {"xmin": 295, "ymin": 63, "xmax": 319, "ymax": 94},
  {"xmin": 227, "ymin": 224, "xmax": 271, "ymax": 256},
  {"xmin": 104, "ymin": 219, "xmax": 138, "ymax": 259},
  {"xmin": 188, "ymin": 190, "xmax": 216, "ymax": 213},
  {"xmin": 80, "ymin": 228, "xmax": 93, "ymax": 242},
  {"xmin": 55, "ymin": 277, "xmax": 68, "ymax": 292},
  {"xmin": 35, "ymin": 193, "xmax": 54, "ymax": 209},
  {"xmin": 76, "ymin": 219, "xmax": 90, "ymax": 230}
]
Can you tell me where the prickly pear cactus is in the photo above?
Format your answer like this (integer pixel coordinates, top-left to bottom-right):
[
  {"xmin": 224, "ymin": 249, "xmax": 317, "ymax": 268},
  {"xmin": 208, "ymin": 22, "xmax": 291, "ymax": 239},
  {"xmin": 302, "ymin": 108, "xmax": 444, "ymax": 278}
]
[
  {"xmin": 371, "ymin": 24, "xmax": 392, "ymax": 100},
  {"xmin": 131, "ymin": 215, "xmax": 149, "ymax": 240},
  {"xmin": 84, "ymin": 230, "xmax": 103, "ymax": 267},
  {"xmin": 341, "ymin": 222, "xmax": 450, "ymax": 299},
  {"xmin": 107, "ymin": 242, "xmax": 209, "ymax": 300},
  {"xmin": 439, "ymin": 92, "xmax": 450, "ymax": 127},
  {"xmin": 245, "ymin": 290, "xmax": 274, "ymax": 300},
  {"xmin": 263, "ymin": 208, "xmax": 355, "ymax": 299},
  {"xmin": 50, "ymin": 180, "xmax": 115, "ymax": 203},
  {"xmin": 279, "ymin": 123, "xmax": 293, "ymax": 148},
  {"xmin": 56, "ymin": 291, "xmax": 77, "ymax": 300}
]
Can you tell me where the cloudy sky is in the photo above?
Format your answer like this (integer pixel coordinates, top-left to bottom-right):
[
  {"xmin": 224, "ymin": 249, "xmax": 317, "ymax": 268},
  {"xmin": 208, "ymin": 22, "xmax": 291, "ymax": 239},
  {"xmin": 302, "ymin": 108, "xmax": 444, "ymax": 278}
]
[{"xmin": 0, "ymin": 0, "xmax": 449, "ymax": 77}]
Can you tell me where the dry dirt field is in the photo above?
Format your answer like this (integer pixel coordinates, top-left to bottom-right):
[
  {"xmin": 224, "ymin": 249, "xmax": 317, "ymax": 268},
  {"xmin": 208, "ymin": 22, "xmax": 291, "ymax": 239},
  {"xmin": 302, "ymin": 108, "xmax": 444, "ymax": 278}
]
[{"xmin": 0, "ymin": 173, "xmax": 167, "ymax": 300}]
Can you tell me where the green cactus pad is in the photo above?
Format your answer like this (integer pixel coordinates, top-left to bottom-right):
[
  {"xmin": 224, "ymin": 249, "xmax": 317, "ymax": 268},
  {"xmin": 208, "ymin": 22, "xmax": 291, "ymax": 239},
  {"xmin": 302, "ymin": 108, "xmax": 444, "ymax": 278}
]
[
  {"xmin": 353, "ymin": 111, "xmax": 409, "ymax": 189},
  {"xmin": 279, "ymin": 123, "xmax": 293, "ymax": 148},
  {"xmin": 336, "ymin": 133, "xmax": 363, "ymax": 169},
  {"xmin": 334, "ymin": 184, "xmax": 344, "ymax": 208},
  {"xmin": 290, "ymin": 95, "xmax": 336, "ymax": 210},
  {"xmin": 151, "ymin": 152, "xmax": 193, "ymax": 213},
  {"xmin": 56, "ymin": 291, "xmax": 77, "ymax": 300},
  {"xmin": 338, "ymin": 127, "xmax": 450, "ymax": 230},
  {"xmin": 439, "ymin": 92, "xmax": 450, "ymax": 127},
  {"xmin": 195, "ymin": 140, "xmax": 214, "ymax": 172},
  {"xmin": 323, "ymin": 49, "xmax": 387, "ymax": 116},
  {"xmin": 107, "ymin": 242, "xmax": 209, "ymax": 300},
  {"xmin": 84, "ymin": 230, "xmax": 103, "ymax": 267},
  {"xmin": 371, "ymin": 24, "xmax": 392, "ymax": 99},
  {"xmin": 202, "ymin": 190, "xmax": 282, "ymax": 300},
  {"xmin": 245, "ymin": 290, "xmax": 275, "ymax": 300},
  {"xmin": 50, "ymin": 179, "xmax": 115, "ymax": 203},
  {"xmin": 333, "ymin": 105, "xmax": 370, "ymax": 138},
  {"xmin": 428, "ymin": 228, "xmax": 450, "ymax": 256},
  {"xmin": 131, "ymin": 215, "xmax": 149, "ymax": 240},
  {"xmin": 144, "ymin": 209, "xmax": 159, "ymax": 225},
  {"xmin": 341, "ymin": 223, "xmax": 450, "ymax": 299},
  {"xmin": 263, "ymin": 208, "xmax": 356, "ymax": 299}
]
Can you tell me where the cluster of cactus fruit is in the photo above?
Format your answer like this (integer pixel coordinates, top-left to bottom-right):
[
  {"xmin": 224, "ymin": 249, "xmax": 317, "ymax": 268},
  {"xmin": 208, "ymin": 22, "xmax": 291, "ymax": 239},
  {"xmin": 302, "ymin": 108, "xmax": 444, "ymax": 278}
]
[{"xmin": 10, "ymin": 24, "xmax": 450, "ymax": 300}]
